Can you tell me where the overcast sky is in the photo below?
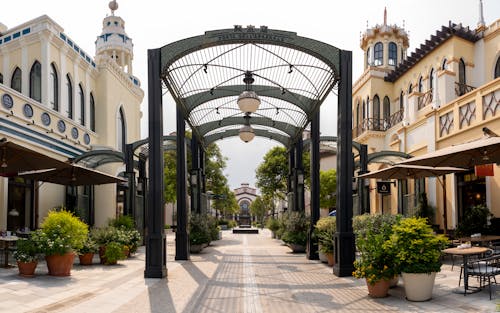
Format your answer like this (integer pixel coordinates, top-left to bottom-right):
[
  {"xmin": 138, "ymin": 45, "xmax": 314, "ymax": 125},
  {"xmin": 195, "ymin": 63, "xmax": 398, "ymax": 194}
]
[{"xmin": 2, "ymin": 0, "xmax": 498, "ymax": 190}]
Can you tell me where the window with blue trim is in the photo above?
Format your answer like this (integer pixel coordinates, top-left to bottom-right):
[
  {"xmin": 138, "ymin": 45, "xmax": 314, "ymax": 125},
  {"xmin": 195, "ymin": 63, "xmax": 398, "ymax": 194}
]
[
  {"xmin": 11, "ymin": 67, "xmax": 22, "ymax": 92},
  {"xmin": 66, "ymin": 74, "xmax": 73, "ymax": 119},
  {"xmin": 388, "ymin": 42, "xmax": 397, "ymax": 66},
  {"xmin": 374, "ymin": 42, "xmax": 383, "ymax": 66},
  {"xmin": 79, "ymin": 84, "xmax": 85, "ymax": 126},
  {"xmin": 30, "ymin": 61, "xmax": 42, "ymax": 102}
]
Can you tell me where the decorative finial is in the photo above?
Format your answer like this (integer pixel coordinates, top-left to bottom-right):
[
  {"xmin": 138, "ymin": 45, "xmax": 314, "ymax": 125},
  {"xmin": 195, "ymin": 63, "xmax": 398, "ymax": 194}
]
[
  {"xmin": 478, "ymin": 0, "xmax": 485, "ymax": 27},
  {"xmin": 384, "ymin": 7, "xmax": 387, "ymax": 25},
  {"xmin": 109, "ymin": 0, "xmax": 118, "ymax": 16}
]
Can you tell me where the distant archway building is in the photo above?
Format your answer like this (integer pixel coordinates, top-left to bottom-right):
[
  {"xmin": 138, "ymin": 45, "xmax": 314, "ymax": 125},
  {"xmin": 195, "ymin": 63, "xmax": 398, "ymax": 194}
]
[{"xmin": 234, "ymin": 183, "xmax": 257, "ymax": 225}]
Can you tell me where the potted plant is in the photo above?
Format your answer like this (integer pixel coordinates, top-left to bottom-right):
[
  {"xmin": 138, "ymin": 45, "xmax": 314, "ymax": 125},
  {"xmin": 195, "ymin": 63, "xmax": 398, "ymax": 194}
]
[
  {"xmin": 266, "ymin": 218, "xmax": 280, "ymax": 239},
  {"xmin": 13, "ymin": 238, "xmax": 39, "ymax": 277},
  {"xmin": 35, "ymin": 209, "xmax": 88, "ymax": 276},
  {"xmin": 352, "ymin": 214, "xmax": 401, "ymax": 297},
  {"xmin": 189, "ymin": 214, "xmax": 211, "ymax": 253},
  {"xmin": 314, "ymin": 216, "xmax": 336, "ymax": 266},
  {"xmin": 281, "ymin": 211, "xmax": 309, "ymax": 253},
  {"xmin": 91, "ymin": 227, "xmax": 120, "ymax": 264},
  {"xmin": 102, "ymin": 241, "xmax": 125, "ymax": 265},
  {"xmin": 386, "ymin": 217, "xmax": 448, "ymax": 301},
  {"xmin": 78, "ymin": 237, "xmax": 98, "ymax": 265}
]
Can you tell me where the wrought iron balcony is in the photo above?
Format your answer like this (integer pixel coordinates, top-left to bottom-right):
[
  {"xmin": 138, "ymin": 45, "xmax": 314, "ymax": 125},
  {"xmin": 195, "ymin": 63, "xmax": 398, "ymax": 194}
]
[
  {"xmin": 417, "ymin": 89, "xmax": 433, "ymax": 110},
  {"xmin": 455, "ymin": 82, "xmax": 476, "ymax": 97},
  {"xmin": 352, "ymin": 109, "xmax": 404, "ymax": 138}
]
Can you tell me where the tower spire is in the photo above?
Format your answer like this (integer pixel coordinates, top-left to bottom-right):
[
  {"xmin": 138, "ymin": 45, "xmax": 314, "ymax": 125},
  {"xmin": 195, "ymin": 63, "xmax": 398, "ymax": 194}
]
[
  {"xmin": 109, "ymin": 0, "xmax": 118, "ymax": 16},
  {"xmin": 384, "ymin": 7, "xmax": 387, "ymax": 25}
]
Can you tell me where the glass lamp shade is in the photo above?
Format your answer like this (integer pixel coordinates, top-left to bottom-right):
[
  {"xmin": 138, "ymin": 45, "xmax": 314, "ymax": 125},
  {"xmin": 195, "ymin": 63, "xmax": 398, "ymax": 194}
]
[
  {"xmin": 239, "ymin": 125, "xmax": 255, "ymax": 143},
  {"xmin": 237, "ymin": 91, "xmax": 261, "ymax": 113}
]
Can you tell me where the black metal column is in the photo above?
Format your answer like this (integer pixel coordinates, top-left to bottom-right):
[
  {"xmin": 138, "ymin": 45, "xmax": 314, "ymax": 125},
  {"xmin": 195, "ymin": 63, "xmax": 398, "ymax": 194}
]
[
  {"xmin": 200, "ymin": 148, "xmax": 206, "ymax": 194},
  {"xmin": 190, "ymin": 137, "xmax": 201, "ymax": 214},
  {"xmin": 145, "ymin": 48, "xmax": 167, "ymax": 278},
  {"xmin": 287, "ymin": 147, "xmax": 295, "ymax": 212},
  {"xmin": 358, "ymin": 144, "xmax": 369, "ymax": 214},
  {"xmin": 333, "ymin": 50, "xmax": 355, "ymax": 277},
  {"xmin": 307, "ymin": 110, "xmax": 320, "ymax": 260},
  {"xmin": 124, "ymin": 143, "xmax": 136, "ymax": 218},
  {"xmin": 176, "ymin": 107, "xmax": 189, "ymax": 260},
  {"xmin": 295, "ymin": 137, "xmax": 304, "ymax": 213}
]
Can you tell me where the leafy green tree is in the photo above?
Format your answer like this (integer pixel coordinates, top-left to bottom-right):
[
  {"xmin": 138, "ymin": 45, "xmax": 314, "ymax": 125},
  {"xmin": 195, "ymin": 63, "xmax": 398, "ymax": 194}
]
[
  {"xmin": 164, "ymin": 150, "xmax": 177, "ymax": 204},
  {"xmin": 212, "ymin": 186, "xmax": 239, "ymax": 218},
  {"xmin": 250, "ymin": 196, "xmax": 268, "ymax": 227},
  {"xmin": 319, "ymin": 169, "xmax": 336, "ymax": 209},
  {"xmin": 256, "ymin": 147, "xmax": 288, "ymax": 200}
]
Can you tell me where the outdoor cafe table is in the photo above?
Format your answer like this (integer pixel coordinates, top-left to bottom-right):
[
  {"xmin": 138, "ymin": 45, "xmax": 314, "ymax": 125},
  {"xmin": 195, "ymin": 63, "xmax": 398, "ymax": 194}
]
[
  {"xmin": 0, "ymin": 235, "xmax": 18, "ymax": 267},
  {"xmin": 442, "ymin": 246, "xmax": 489, "ymax": 295}
]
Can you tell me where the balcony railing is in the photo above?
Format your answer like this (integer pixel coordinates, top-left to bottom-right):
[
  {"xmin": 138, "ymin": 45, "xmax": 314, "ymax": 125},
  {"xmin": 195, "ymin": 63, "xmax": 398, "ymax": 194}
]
[
  {"xmin": 352, "ymin": 110, "xmax": 404, "ymax": 138},
  {"xmin": 455, "ymin": 82, "xmax": 476, "ymax": 97},
  {"xmin": 417, "ymin": 89, "xmax": 433, "ymax": 110}
]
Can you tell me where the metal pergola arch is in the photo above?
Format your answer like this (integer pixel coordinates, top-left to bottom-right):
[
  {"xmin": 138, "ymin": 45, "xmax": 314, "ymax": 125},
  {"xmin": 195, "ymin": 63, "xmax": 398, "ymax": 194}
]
[{"xmin": 147, "ymin": 26, "xmax": 354, "ymax": 278}]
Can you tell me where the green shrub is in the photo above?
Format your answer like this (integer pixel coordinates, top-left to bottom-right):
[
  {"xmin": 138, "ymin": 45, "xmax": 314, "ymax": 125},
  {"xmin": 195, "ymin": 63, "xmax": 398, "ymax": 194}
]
[
  {"xmin": 455, "ymin": 204, "xmax": 492, "ymax": 237},
  {"xmin": 78, "ymin": 237, "xmax": 98, "ymax": 255},
  {"xmin": 266, "ymin": 218, "xmax": 280, "ymax": 233},
  {"xmin": 227, "ymin": 220, "xmax": 238, "ymax": 229},
  {"xmin": 386, "ymin": 217, "xmax": 448, "ymax": 273},
  {"xmin": 91, "ymin": 227, "xmax": 119, "ymax": 246},
  {"xmin": 109, "ymin": 215, "xmax": 135, "ymax": 230},
  {"xmin": 103, "ymin": 241, "xmax": 125, "ymax": 265},
  {"xmin": 314, "ymin": 216, "xmax": 336, "ymax": 253},
  {"xmin": 189, "ymin": 214, "xmax": 211, "ymax": 245},
  {"xmin": 38, "ymin": 210, "xmax": 88, "ymax": 255},
  {"xmin": 281, "ymin": 211, "xmax": 309, "ymax": 246},
  {"xmin": 13, "ymin": 238, "xmax": 39, "ymax": 262}
]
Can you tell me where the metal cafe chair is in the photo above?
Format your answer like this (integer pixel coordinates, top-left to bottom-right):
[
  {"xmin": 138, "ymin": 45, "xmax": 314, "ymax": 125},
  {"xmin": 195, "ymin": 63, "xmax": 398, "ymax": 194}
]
[{"xmin": 467, "ymin": 254, "xmax": 500, "ymax": 300}]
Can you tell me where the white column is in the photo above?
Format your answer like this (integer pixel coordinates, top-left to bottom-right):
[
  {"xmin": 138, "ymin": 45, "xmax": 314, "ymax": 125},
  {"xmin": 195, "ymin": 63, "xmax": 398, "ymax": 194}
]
[
  {"xmin": 450, "ymin": 174, "xmax": 457, "ymax": 229},
  {"xmin": 41, "ymin": 35, "xmax": 50, "ymax": 107},
  {"xmin": 21, "ymin": 45, "xmax": 29, "ymax": 96},
  {"xmin": 2, "ymin": 54, "xmax": 10, "ymax": 84}
]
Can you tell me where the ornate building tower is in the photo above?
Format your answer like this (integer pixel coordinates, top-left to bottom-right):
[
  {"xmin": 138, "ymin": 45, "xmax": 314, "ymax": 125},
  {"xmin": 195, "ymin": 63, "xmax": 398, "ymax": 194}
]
[
  {"xmin": 95, "ymin": 0, "xmax": 134, "ymax": 75},
  {"xmin": 361, "ymin": 8, "xmax": 409, "ymax": 70}
]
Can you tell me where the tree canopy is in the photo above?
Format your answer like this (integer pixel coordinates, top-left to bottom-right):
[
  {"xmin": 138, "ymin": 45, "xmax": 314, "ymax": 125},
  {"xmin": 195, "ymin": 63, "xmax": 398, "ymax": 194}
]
[{"xmin": 319, "ymin": 169, "xmax": 337, "ymax": 209}]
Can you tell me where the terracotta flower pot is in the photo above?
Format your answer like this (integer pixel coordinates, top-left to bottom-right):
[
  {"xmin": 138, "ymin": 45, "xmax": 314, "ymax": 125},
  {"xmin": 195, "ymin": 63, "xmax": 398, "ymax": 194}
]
[
  {"xmin": 17, "ymin": 261, "xmax": 38, "ymax": 277},
  {"xmin": 366, "ymin": 278, "xmax": 390, "ymax": 298},
  {"xmin": 78, "ymin": 253, "xmax": 94, "ymax": 265},
  {"xmin": 326, "ymin": 253, "xmax": 335, "ymax": 267},
  {"xmin": 45, "ymin": 253, "xmax": 75, "ymax": 276}
]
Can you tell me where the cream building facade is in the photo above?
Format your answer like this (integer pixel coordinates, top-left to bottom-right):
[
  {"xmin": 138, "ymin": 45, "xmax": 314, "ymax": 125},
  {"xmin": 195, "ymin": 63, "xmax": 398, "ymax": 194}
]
[
  {"xmin": 0, "ymin": 1, "xmax": 143, "ymax": 231},
  {"xmin": 353, "ymin": 3, "xmax": 500, "ymax": 231}
]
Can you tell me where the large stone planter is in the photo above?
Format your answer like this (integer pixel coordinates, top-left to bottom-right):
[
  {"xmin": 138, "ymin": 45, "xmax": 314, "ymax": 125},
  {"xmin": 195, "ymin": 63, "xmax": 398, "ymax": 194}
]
[
  {"xmin": 45, "ymin": 253, "xmax": 75, "ymax": 276},
  {"xmin": 288, "ymin": 244, "xmax": 306, "ymax": 253},
  {"xmin": 401, "ymin": 272, "xmax": 436, "ymax": 301},
  {"xmin": 318, "ymin": 250, "xmax": 328, "ymax": 263},
  {"xmin": 190, "ymin": 244, "xmax": 203, "ymax": 253}
]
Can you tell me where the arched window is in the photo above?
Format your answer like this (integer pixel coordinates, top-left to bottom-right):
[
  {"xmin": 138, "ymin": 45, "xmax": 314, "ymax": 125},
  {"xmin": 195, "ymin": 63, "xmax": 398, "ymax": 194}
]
[
  {"xmin": 117, "ymin": 107, "xmax": 126, "ymax": 152},
  {"xmin": 0, "ymin": 73, "xmax": 3, "ymax": 84},
  {"xmin": 11, "ymin": 67, "xmax": 22, "ymax": 93},
  {"xmin": 373, "ymin": 95, "xmax": 380, "ymax": 130},
  {"xmin": 356, "ymin": 102, "xmax": 360, "ymax": 125},
  {"xmin": 366, "ymin": 47, "xmax": 371, "ymax": 66},
  {"xmin": 408, "ymin": 83, "xmax": 412, "ymax": 94},
  {"xmin": 388, "ymin": 42, "xmax": 397, "ymax": 66},
  {"xmin": 458, "ymin": 58, "xmax": 467, "ymax": 96},
  {"xmin": 400, "ymin": 91, "xmax": 404, "ymax": 110},
  {"xmin": 429, "ymin": 68, "xmax": 434, "ymax": 90},
  {"xmin": 374, "ymin": 42, "xmax": 383, "ymax": 66},
  {"xmin": 495, "ymin": 57, "xmax": 500, "ymax": 79},
  {"xmin": 90, "ymin": 93, "xmax": 95, "ymax": 132},
  {"xmin": 362, "ymin": 100, "xmax": 366, "ymax": 120},
  {"xmin": 78, "ymin": 84, "xmax": 85, "ymax": 126},
  {"xmin": 383, "ymin": 96, "xmax": 390, "ymax": 122},
  {"xmin": 418, "ymin": 76, "xmax": 423, "ymax": 93},
  {"xmin": 29, "ymin": 61, "xmax": 41, "ymax": 102},
  {"xmin": 442, "ymin": 58, "xmax": 448, "ymax": 70},
  {"xmin": 50, "ymin": 63, "xmax": 59, "ymax": 111},
  {"xmin": 366, "ymin": 96, "xmax": 370, "ymax": 119},
  {"xmin": 66, "ymin": 74, "xmax": 73, "ymax": 119}
]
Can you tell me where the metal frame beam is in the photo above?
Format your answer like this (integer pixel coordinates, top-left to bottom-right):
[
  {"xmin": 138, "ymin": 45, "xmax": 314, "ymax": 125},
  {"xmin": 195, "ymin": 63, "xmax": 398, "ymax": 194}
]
[{"xmin": 307, "ymin": 110, "xmax": 320, "ymax": 260}]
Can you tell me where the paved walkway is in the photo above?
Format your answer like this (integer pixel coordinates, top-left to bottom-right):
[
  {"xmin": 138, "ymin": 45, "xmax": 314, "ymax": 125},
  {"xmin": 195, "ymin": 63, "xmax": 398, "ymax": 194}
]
[{"xmin": 0, "ymin": 229, "xmax": 498, "ymax": 313}]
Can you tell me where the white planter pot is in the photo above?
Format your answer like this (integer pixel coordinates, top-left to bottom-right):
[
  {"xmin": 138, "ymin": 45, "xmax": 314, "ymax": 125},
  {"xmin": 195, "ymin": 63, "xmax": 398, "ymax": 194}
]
[
  {"xmin": 318, "ymin": 250, "xmax": 328, "ymax": 263},
  {"xmin": 401, "ymin": 272, "xmax": 437, "ymax": 301}
]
